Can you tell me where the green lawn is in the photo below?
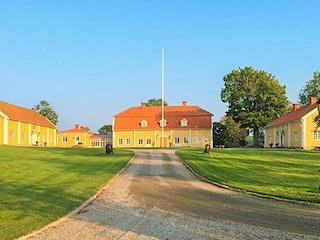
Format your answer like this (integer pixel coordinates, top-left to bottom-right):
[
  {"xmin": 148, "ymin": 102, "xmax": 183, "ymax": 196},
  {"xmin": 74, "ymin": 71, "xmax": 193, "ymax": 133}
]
[
  {"xmin": 2, "ymin": 146, "xmax": 320, "ymax": 239},
  {"xmin": 0, "ymin": 146, "xmax": 134, "ymax": 240},
  {"xmin": 177, "ymin": 148, "xmax": 320, "ymax": 203}
]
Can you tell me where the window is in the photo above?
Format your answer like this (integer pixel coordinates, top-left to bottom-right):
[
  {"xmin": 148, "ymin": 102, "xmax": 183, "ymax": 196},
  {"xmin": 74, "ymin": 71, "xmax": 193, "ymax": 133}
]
[
  {"xmin": 146, "ymin": 137, "xmax": 152, "ymax": 145},
  {"xmin": 192, "ymin": 136, "xmax": 198, "ymax": 144},
  {"xmin": 159, "ymin": 119, "xmax": 167, "ymax": 127},
  {"xmin": 180, "ymin": 118, "xmax": 188, "ymax": 127},
  {"xmin": 10, "ymin": 131, "xmax": 14, "ymax": 139},
  {"xmin": 140, "ymin": 119, "xmax": 148, "ymax": 128},
  {"xmin": 202, "ymin": 136, "xmax": 208, "ymax": 144},
  {"xmin": 62, "ymin": 136, "xmax": 68, "ymax": 142},
  {"xmin": 183, "ymin": 136, "xmax": 189, "ymax": 144},
  {"xmin": 314, "ymin": 131, "xmax": 320, "ymax": 140},
  {"xmin": 126, "ymin": 138, "xmax": 131, "ymax": 145},
  {"xmin": 294, "ymin": 132, "xmax": 298, "ymax": 141},
  {"xmin": 174, "ymin": 137, "xmax": 180, "ymax": 144},
  {"xmin": 118, "ymin": 138, "xmax": 123, "ymax": 145},
  {"xmin": 138, "ymin": 138, "xmax": 143, "ymax": 145}
]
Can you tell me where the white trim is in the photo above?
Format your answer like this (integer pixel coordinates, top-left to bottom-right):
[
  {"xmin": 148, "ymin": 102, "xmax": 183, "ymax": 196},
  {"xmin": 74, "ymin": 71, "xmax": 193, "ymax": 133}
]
[
  {"xmin": 18, "ymin": 121, "xmax": 21, "ymax": 144},
  {"xmin": 300, "ymin": 119, "xmax": 305, "ymax": 149},
  {"xmin": 0, "ymin": 111, "xmax": 9, "ymax": 144}
]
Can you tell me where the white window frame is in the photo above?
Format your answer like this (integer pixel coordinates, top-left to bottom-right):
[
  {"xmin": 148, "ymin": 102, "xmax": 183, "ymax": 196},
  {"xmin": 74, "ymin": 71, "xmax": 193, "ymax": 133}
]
[
  {"xmin": 118, "ymin": 138, "xmax": 123, "ymax": 145},
  {"xmin": 294, "ymin": 132, "xmax": 298, "ymax": 141},
  {"xmin": 140, "ymin": 119, "xmax": 148, "ymax": 128},
  {"xmin": 138, "ymin": 138, "xmax": 143, "ymax": 145},
  {"xmin": 180, "ymin": 118, "xmax": 188, "ymax": 127},
  {"xmin": 192, "ymin": 136, "xmax": 198, "ymax": 144},
  {"xmin": 159, "ymin": 119, "xmax": 167, "ymax": 127},
  {"xmin": 314, "ymin": 131, "xmax": 320, "ymax": 140}
]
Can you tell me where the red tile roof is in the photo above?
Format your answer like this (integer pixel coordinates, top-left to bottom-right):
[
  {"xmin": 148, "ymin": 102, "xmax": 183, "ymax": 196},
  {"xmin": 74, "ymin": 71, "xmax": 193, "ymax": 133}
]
[
  {"xmin": 57, "ymin": 124, "xmax": 92, "ymax": 134},
  {"xmin": 0, "ymin": 101, "xmax": 56, "ymax": 128},
  {"xmin": 114, "ymin": 103, "xmax": 213, "ymax": 130},
  {"xmin": 266, "ymin": 102, "xmax": 318, "ymax": 128}
]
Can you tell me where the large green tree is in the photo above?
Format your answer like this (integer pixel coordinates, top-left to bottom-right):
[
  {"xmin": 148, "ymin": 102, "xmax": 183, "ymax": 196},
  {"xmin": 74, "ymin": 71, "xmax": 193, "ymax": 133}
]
[
  {"xmin": 98, "ymin": 124, "xmax": 112, "ymax": 134},
  {"xmin": 221, "ymin": 67, "xmax": 288, "ymax": 147},
  {"xmin": 298, "ymin": 71, "xmax": 320, "ymax": 106},
  {"xmin": 220, "ymin": 116, "xmax": 248, "ymax": 147},
  {"xmin": 145, "ymin": 98, "xmax": 168, "ymax": 106},
  {"xmin": 33, "ymin": 100, "xmax": 58, "ymax": 125}
]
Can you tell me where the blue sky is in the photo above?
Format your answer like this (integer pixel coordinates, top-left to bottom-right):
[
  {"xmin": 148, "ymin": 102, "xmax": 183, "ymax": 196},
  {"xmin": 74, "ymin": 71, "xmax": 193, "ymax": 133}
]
[{"xmin": 1, "ymin": 1, "xmax": 319, "ymax": 132}]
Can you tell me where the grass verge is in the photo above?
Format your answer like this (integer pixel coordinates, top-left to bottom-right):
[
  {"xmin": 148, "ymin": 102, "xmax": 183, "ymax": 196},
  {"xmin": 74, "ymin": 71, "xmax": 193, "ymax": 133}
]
[
  {"xmin": 0, "ymin": 146, "xmax": 134, "ymax": 240},
  {"xmin": 177, "ymin": 148, "xmax": 320, "ymax": 203}
]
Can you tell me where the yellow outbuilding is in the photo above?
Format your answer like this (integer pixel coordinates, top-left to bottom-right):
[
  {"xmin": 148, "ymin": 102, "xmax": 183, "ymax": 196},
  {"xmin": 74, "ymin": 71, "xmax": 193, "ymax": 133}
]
[
  {"xmin": 265, "ymin": 97, "xmax": 320, "ymax": 150},
  {"xmin": 0, "ymin": 101, "xmax": 56, "ymax": 146}
]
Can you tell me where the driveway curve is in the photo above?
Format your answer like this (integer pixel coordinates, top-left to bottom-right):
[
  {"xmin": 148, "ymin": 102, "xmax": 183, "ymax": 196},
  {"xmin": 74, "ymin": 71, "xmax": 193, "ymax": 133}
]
[{"xmin": 22, "ymin": 149, "xmax": 320, "ymax": 240}]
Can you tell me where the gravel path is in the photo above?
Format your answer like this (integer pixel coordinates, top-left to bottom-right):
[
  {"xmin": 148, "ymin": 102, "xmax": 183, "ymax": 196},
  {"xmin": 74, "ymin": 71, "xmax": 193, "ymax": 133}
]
[{"xmin": 19, "ymin": 149, "xmax": 320, "ymax": 240}]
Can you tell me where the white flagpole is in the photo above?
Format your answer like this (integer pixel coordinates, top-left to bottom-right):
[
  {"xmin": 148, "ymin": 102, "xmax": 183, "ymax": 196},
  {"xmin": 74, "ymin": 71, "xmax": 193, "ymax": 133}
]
[{"xmin": 161, "ymin": 47, "xmax": 164, "ymax": 148}]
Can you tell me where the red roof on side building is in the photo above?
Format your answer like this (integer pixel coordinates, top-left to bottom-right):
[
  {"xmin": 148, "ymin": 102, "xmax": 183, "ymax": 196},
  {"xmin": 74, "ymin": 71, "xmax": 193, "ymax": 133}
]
[
  {"xmin": 114, "ymin": 101, "xmax": 213, "ymax": 130},
  {"xmin": 0, "ymin": 101, "xmax": 56, "ymax": 128},
  {"xmin": 57, "ymin": 124, "xmax": 92, "ymax": 134},
  {"xmin": 266, "ymin": 100, "xmax": 318, "ymax": 128}
]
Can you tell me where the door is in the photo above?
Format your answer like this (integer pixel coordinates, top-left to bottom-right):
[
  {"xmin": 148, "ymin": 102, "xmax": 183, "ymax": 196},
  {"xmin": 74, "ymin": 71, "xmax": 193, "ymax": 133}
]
[
  {"xmin": 75, "ymin": 136, "xmax": 80, "ymax": 145},
  {"xmin": 160, "ymin": 137, "xmax": 168, "ymax": 147}
]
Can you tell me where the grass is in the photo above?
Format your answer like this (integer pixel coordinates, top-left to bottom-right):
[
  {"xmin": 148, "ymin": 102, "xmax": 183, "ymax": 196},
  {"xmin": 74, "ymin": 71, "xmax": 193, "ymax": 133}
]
[
  {"xmin": 0, "ymin": 146, "xmax": 134, "ymax": 240},
  {"xmin": 177, "ymin": 148, "xmax": 320, "ymax": 203},
  {"xmin": 2, "ymin": 146, "xmax": 320, "ymax": 239}
]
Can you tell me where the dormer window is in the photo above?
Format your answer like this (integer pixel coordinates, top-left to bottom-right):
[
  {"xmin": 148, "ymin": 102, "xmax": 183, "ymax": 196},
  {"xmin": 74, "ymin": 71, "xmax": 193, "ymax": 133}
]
[
  {"xmin": 180, "ymin": 118, "xmax": 188, "ymax": 127},
  {"xmin": 159, "ymin": 119, "xmax": 167, "ymax": 127},
  {"xmin": 140, "ymin": 119, "xmax": 148, "ymax": 128}
]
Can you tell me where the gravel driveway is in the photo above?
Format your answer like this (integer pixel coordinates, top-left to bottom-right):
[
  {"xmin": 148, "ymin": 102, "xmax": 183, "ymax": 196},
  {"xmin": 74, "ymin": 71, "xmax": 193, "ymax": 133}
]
[{"xmin": 20, "ymin": 149, "xmax": 320, "ymax": 240}]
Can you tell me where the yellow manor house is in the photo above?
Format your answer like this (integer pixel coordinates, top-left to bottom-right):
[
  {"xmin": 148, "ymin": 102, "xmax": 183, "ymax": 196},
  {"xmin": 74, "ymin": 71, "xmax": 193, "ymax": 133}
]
[
  {"xmin": 0, "ymin": 101, "xmax": 56, "ymax": 146},
  {"xmin": 113, "ymin": 101, "xmax": 213, "ymax": 148},
  {"xmin": 265, "ymin": 97, "xmax": 320, "ymax": 150}
]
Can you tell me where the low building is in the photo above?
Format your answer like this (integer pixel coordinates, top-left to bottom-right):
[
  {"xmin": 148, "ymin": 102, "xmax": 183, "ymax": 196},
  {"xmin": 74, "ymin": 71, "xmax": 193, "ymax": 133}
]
[
  {"xmin": 90, "ymin": 133, "xmax": 112, "ymax": 148},
  {"xmin": 113, "ymin": 101, "xmax": 213, "ymax": 148},
  {"xmin": 265, "ymin": 97, "xmax": 320, "ymax": 150},
  {"xmin": 57, "ymin": 124, "xmax": 112, "ymax": 148},
  {"xmin": 0, "ymin": 101, "xmax": 56, "ymax": 146},
  {"xmin": 57, "ymin": 124, "xmax": 92, "ymax": 148}
]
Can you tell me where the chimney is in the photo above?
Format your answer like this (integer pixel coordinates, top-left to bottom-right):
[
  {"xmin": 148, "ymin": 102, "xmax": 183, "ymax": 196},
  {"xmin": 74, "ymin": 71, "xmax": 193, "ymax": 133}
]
[
  {"xmin": 182, "ymin": 101, "xmax": 187, "ymax": 106},
  {"xmin": 292, "ymin": 103, "xmax": 300, "ymax": 111},
  {"xmin": 310, "ymin": 97, "xmax": 318, "ymax": 105},
  {"xmin": 141, "ymin": 102, "xmax": 146, "ymax": 107},
  {"xmin": 75, "ymin": 124, "xmax": 79, "ymax": 129},
  {"xmin": 80, "ymin": 126, "xmax": 84, "ymax": 131}
]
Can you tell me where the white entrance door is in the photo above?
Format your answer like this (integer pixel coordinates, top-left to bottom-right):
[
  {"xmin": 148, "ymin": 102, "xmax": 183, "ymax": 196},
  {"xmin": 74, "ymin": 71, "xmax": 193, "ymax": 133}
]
[
  {"xmin": 75, "ymin": 136, "xmax": 80, "ymax": 145},
  {"xmin": 32, "ymin": 132, "xmax": 37, "ymax": 145}
]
